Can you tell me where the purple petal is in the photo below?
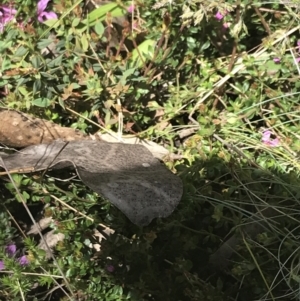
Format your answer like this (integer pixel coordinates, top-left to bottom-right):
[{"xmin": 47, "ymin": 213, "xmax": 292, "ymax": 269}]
[
  {"xmin": 37, "ymin": 14, "xmax": 44, "ymax": 23},
  {"xmin": 19, "ymin": 255, "xmax": 29, "ymax": 266},
  {"xmin": 43, "ymin": 11, "xmax": 57, "ymax": 20},
  {"xmin": 0, "ymin": 5, "xmax": 16, "ymax": 29},
  {"xmin": 296, "ymin": 57, "xmax": 300, "ymax": 63},
  {"xmin": 273, "ymin": 57, "xmax": 281, "ymax": 63},
  {"xmin": 37, "ymin": 0, "xmax": 50, "ymax": 14},
  {"xmin": 2, "ymin": 15, "xmax": 14, "ymax": 24},
  {"xmin": 215, "ymin": 11, "xmax": 224, "ymax": 20},
  {"xmin": 6, "ymin": 244, "xmax": 16, "ymax": 256},
  {"xmin": 106, "ymin": 265, "xmax": 115, "ymax": 272},
  {"xmin": 262, "ymin": 130, "xmax": 280, "ymax": 147},
  {"xmin": 0, "ymin": 6, "xmax": 17, "ymax": 16},
  {"xmin": 38, "ymin": 11, "xmax": 57, "ymax": 22},
  {"xmin": 0, "ymin": 261, "xmax": 4, "ymax": 270},
  {"xmin": 268, "ymin": 138, "xmax": 280, "ymax": 147},
  {"xmin": 127, "ymin": 4, "xmax": 134, "ymax": 13},
  {"xmin": 262, "ymin": 130, "xmax": 271, "ymax": 142}
]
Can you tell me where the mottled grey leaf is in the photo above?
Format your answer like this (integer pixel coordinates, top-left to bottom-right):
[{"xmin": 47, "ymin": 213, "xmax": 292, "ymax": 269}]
[{"xmin": 0, "ymin": 141, "xmax": 183, "ymax": 226}]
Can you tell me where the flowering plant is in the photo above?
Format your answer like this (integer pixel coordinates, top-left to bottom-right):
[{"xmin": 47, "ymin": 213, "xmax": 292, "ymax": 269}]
[
  {"xmin": 0, "ymin": 0, "xmax": 57, "ymax": 32},
  {"xmin": 0, "ymin": 244, "xmax": 29, "ymax": 271}
]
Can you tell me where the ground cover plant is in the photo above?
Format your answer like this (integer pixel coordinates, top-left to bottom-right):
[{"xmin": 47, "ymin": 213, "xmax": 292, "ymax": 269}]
[{"xmin": 1, "ymin": 0, "xmax": 300, "ymax": 300}]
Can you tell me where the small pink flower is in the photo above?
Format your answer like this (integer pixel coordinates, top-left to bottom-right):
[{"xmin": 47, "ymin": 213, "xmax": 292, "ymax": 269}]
[
  {"xmin": 296, "ymin": 57, "xmax": 300, "ymax": 63},
  {"xmin": 0, "ymin": 5, "xmax": 17, "ymax": 32},
  {"xmin": 0, "ymin": 245, "xmax": 30, "ymax": 268},
  {"xmin": 0, "ymin": 6, "xmax": 16, "ymax": 14},
  {"xmin": 273, "ymin": 57, "xmax": 281, "ymax": 63},
  {"xmin": 215, "ymin": 11, "xmax": 224, "ymax": 20},
  {"xmin": 223, "ymin": 22, "xmax": 230, "ymax": 29},
  {"xmin": 19, "ymin": 255, "xmax": 29, "ymax": 266},
  {"xmin": 262, "ymin": 130, "xmax": 280, "ymax": 147},
  {"xmin": 127, "ymin": 4, "xmax": 134, "ymax": 14},
  {"xmin": 6, "ymin": 244, "xmax": 16, "ymax": 256},
  {"xmin": 37, "ymin": 0, "xmax": 57, "ymax": 23}
]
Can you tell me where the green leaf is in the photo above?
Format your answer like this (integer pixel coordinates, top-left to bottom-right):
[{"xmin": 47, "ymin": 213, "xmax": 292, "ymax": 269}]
[
  {"xmin": 226, "ymin": 113, "xmax": 238, "ymax": 124},
  {"xmin": 31, "ymin": 56, "xmax": 41, "ymax": 69},
  {"xmin": 81, "ymin": 34, "xmax": 89, "ymax": 52},
  {"xmin": 85, "ymin": 3, "xmax": 126, "ymax": 26},
  {"xmin": 0, "ymin": 40, "xmax": 13, "ymax": 52},
  {"xmin": 43, "ymin": 18, "xmax": 60, "ymax": 28},
  {"xmin": 32, "ymin": 98, "xmax": 52, "ymax": 107},
  {"xmin": 1, "ymin": 56, "xmax": 11, "ymax": 71},
  {"xmin": 33, "ymin": 80, "xmax": 42, "ymax": 94},
  {"xmin": 72, "ymin": 17, "xmax": 81, "ymax": 27},
  {"xmin": 14, "ymin": 46, "xmax": 27, "ymax": 57},
  {"xmin": 200, "ymin": 40, "xmax": 210, "ymax": 51},
  {"xmin": 37, "ymin": 38, "xmax": 57, "ymax": 50},
  {"xmin": 17, "ymin": 86, "xmax": 29, "ymax": 96},
  {"xmin": 16, "ymin": 191, "xmax": 30, "ymax": 202},
  {"xmin": 94, "ymin": 21, "xmax": 105, "ymax": 36},
  {"xmin": 122, "ymin": 68, "xmax": 136, "ymax": 78},
  {"xmin": 119, "ymin": 67, "xmax": 136, "ymax": 84},
  {"xmin": 129, "ymin": 39, "xmax": 156, "ymax": 68}
]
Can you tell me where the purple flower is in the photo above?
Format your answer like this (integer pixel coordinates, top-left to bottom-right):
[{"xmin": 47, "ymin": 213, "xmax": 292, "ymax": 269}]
[
  {"xmin": 127, "ymin": 4, "xmax": 134, "ymax": 13},
  {"xmin": 262, "ymin": 130, "xmax": 280, "ymax": 147},
  {"xmin": 215, "ymin": 11, "xmax": 224, "ymax": 20},
  {"xmin": 1, "ymin": 244, "xmax": 30, "ymax": 268},
  {"xmin": 273, "ymin": 57, "xmax": 281, "ymax": 63},
  {"xmin": 37, "ymin": 0, "xmax": 58, "ymax": 23},
  {"xmin": 0, "ymin": 5, "xmax": 17, "ymax": 16},
  {"xmin": 0, "ymin": 5, "xmax": 17, "ymax": 32},
  {"xmin": 223, "ymin": 22, "xmax": 230, "ymax": 29},
  {"xmin": 106, "ymin": 264, "xmax": 115, "ymax": 273},
  {"xmin": 296, "ymin": 57, "xmax": 300, "ymax": 63},
  {"xmin": 19, "ymin": 255, "xmax": 29, "ymax": 266},
  {"xmin": 5, "ymin": 244, "xmax": 16, "ymax": 256}
]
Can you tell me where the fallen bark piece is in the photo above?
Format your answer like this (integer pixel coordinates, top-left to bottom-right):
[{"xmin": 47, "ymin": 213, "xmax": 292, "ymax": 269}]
[
  {"xmin": 0, "ymin": 110, "xmax": 90, "ymax": 148},
  {"xmin": 0, "ymin": 140, "xmax": 183, "ymax": 226},
  {"xmin": 0, "ymin": 109, "xmax": 182, "ymax": 160}
]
